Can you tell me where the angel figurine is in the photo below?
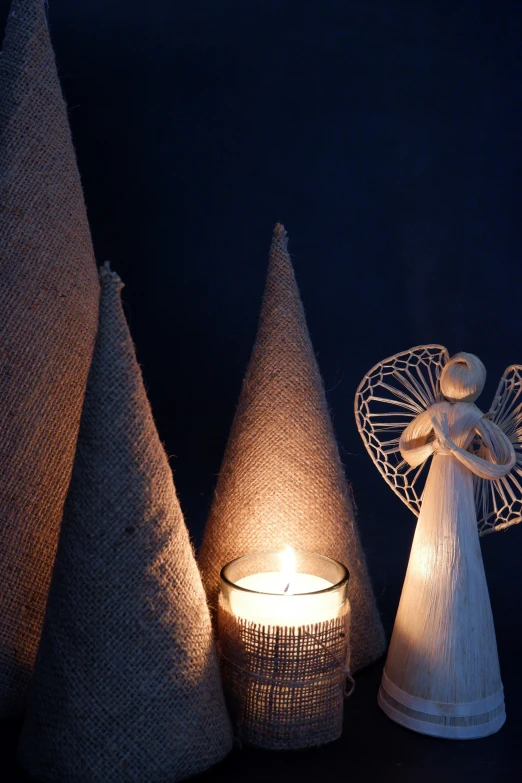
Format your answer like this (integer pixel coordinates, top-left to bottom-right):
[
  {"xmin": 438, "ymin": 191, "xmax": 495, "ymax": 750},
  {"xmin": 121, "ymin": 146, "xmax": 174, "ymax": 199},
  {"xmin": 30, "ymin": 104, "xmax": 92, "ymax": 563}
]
[{"xmin": 355, "ymin": 346, "xmax": 522, "ymax": 739}]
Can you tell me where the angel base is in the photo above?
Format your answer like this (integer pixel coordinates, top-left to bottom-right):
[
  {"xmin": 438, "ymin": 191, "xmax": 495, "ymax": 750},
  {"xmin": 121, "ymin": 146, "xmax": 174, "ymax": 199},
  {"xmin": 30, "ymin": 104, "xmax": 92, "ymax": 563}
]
[{"xmin": 378, "ymin": 675, "xmax": 505, "ymax": 740}]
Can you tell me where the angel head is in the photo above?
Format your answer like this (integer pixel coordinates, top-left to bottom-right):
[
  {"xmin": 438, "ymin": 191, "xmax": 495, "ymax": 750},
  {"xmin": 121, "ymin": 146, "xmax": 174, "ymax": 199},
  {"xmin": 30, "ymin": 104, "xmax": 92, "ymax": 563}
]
[{"xmin": 440, "ymin": 352, "xmax": 486, "ymax": 404}]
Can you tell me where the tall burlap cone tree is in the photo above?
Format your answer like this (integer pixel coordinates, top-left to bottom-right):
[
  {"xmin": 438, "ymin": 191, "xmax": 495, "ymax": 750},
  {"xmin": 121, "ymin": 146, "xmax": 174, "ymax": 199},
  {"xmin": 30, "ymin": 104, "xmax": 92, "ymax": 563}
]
[
  {"xmin": 0, "ymin": 0, "xmax": 99, "ymax": 714},
  {"xmin": 199, "ymin": 225, "xmax": 384, "ymax": 671},
  {"xmin": 18, "ymin": 266, "xmax": 233, "ymax": 783}
]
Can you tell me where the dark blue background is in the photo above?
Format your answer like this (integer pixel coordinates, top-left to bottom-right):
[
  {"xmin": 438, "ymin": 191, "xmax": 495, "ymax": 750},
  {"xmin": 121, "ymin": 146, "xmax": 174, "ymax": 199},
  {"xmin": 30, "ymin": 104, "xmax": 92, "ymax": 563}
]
[{"xmin": 2, "ymin": 1, "xmax": 522, "ymax": 780}]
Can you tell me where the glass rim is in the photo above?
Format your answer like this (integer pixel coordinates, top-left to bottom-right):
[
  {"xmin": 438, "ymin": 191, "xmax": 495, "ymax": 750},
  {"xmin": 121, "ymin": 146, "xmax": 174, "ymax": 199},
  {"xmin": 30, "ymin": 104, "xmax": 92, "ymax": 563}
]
[{"xmin": 219, "ymin": 550, "xmax": 350, "ymax": 597}]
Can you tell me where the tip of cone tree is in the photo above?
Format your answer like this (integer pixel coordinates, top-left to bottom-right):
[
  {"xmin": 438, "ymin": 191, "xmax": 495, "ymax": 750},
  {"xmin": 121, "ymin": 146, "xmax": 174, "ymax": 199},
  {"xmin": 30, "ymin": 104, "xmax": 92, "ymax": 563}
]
[
  {"xmin": 7, "ymin": 0, "xmax": 46, "ymax": 22},
  {"xmin": 99, "ymin": 262, "xmax": 123, "ymax": 289},
  {"xmin": 1, "ymin": 0, "xmax": 48, "ymax": 48},
  {"xmin": 272, "ymin": 223, "xmax": 289, "ymax": 249}
]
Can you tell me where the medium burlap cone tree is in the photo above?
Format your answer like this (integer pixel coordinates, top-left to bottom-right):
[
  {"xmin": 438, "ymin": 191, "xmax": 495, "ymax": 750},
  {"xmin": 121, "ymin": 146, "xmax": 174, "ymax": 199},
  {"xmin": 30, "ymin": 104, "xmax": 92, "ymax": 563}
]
[
  {"xmin": 199, "ymin": 225, "xmax": 384, "ymax": 671},
  {"xmin": 0, "ymin": 0, "xmax": 99, "ymax": 715},
  {"xmin": 18, "ymin": 265, "xmax": 233, "ymax": 783}
]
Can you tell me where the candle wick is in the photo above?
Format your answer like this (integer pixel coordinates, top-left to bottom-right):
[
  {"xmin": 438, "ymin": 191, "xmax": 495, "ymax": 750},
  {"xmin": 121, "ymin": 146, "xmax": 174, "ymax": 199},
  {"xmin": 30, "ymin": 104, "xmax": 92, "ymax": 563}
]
[{"xmin": 283, "ymin": 582, "xmax": 291, "ymax": 594}]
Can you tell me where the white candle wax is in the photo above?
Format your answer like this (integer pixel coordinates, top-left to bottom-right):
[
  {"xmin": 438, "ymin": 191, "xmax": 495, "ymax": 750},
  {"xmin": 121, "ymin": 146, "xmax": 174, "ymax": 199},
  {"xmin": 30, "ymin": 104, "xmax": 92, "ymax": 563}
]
[{"xmin": 230, "ymin": 571, "xmax": 340, "ymax": 628}]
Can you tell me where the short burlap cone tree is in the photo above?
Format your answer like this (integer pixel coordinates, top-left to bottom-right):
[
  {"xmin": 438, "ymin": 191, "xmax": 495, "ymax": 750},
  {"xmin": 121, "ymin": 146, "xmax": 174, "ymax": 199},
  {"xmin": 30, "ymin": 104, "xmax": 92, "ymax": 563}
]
[
  {"xmin": 0, "ymin": 0, "xmax": 99, "ymax": 714},
  {"xmin": 18, "ymin": 266, "xmax": 233, "ymax": 783},
  {"xmin": 199, "ymin": 225, "xmax": 385, "ymax": 671}
]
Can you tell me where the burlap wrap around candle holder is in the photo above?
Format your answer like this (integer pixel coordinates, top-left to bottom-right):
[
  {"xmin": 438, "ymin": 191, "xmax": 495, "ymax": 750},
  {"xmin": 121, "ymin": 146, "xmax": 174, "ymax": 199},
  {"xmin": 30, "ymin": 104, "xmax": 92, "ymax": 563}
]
[
  {"xmin": 17, "ymin": 266, "xmax": 233, "ymax": 782},
  {"xmin": 199, "ymin": 224, "xmax": 384, "ymax": 672},
  {"xmin": 217, "ymin": 551, "xmax": 351, "ymax": 750},
  {"xmin": 218, "ymin": 604, "xmax": 351, "ymax": 750},
  {"xmin": 0, "ymin": 0, "xmax": 99, "ymax": 716}
]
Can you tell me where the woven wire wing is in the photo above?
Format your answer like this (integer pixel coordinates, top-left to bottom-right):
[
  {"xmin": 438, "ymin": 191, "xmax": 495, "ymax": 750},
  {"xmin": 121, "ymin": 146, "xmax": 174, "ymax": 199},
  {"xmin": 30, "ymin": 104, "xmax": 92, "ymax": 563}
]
[
  {"xmin": 355, "ymin": 345, "xmax": 449, "ymax": 517},
  {"xmin": 475, "ymin": 365, "xmax": 522, "ymax": 536}
]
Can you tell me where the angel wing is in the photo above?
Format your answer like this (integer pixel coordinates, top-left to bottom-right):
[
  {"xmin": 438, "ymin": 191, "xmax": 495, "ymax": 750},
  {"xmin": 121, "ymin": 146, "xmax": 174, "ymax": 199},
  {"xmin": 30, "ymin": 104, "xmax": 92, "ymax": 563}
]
[
  {"xmin": 475, "ymin": 365, "xmax": 522, "ymax": 536},
  {"xmin": 355, "ymin": 345, "xmax": 449, "ymax": 516}
]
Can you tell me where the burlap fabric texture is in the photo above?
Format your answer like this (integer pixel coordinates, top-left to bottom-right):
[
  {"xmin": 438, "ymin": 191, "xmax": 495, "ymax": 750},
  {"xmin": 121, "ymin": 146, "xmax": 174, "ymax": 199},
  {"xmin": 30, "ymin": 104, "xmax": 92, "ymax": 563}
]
[
  {"xmin": 0, "ymin": 0, "xmax": 99, "ymax": 716},
  {"xmin": 199, "ymin": 224, "xmax": 385, "ymax": 672},
  {"xmin": 218, "ymin": 598, "xmax": 350, "ymax": 749},
  {"xmin": 18, "ymin": 265, "xmax": 233, "ymax": 783}
]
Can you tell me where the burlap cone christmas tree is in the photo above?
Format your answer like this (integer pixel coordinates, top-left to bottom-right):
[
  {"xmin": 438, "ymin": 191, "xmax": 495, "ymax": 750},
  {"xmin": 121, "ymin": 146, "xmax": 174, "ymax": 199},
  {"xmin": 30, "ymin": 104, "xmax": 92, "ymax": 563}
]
[
  {"xmin": 0, "ymin": 0, "xmax": 99, "ymax": 715},
  {"xmin": 18, "ymin": 265, "xmax": 233, "ymax": 782},
  {"xmin": 199, "ymin": 225, "xmax": 384, "ymax": 671}
]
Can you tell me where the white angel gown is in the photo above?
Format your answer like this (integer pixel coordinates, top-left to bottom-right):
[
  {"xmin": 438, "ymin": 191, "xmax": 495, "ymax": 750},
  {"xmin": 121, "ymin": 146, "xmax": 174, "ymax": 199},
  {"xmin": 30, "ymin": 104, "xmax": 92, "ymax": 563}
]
[{"xmin": 379, "ymin": 400, "xmax": 515, "ymax": 739}]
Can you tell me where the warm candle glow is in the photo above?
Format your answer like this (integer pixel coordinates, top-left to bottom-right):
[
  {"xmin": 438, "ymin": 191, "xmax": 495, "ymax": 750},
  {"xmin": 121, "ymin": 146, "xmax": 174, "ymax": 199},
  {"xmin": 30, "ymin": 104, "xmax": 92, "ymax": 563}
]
[
  {"xmin": 226, "ymin": 549, "xmax": 344, "ymax": 628},
  {"xmin": 219, "ymin": 550, "xmax": 351, "ymax": 749}
]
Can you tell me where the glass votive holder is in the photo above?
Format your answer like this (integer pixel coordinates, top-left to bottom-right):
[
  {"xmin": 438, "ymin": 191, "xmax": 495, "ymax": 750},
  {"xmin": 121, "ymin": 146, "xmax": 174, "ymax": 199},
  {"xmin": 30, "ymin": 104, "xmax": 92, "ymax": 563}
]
[{"xmin": 218, "ymin": 550, "xmax": 350, "ymax": 750}]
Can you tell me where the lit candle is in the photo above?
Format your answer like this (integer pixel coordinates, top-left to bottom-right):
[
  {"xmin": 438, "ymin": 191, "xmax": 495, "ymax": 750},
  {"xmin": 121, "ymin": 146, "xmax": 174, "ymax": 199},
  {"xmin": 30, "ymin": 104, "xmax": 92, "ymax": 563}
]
[
  {"xmin": 226, "ymin": 547, "xmax": 344, "ymax": 628},
  {"xmin": 218, "ymin": 549, "xmax": 350, "ymax": 749}
]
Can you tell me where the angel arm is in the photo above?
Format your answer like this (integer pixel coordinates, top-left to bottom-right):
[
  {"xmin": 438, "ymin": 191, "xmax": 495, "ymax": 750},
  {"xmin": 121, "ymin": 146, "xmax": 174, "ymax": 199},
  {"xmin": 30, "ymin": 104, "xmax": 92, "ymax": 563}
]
[
  {"xmin": 432, "ymin": 415, "xmax": 516, "ymax": 480},
  {"xmin": 399, "ymin": 410, "xmax": 437, "ymax": 467}
]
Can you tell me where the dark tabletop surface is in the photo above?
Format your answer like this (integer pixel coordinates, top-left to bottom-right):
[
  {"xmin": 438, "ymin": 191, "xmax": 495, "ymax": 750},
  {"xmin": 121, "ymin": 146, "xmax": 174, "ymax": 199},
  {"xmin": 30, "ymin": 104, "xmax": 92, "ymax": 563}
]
[{"xmin": 3, "ymin": 645, "xmax": 521, "ymax": 783}]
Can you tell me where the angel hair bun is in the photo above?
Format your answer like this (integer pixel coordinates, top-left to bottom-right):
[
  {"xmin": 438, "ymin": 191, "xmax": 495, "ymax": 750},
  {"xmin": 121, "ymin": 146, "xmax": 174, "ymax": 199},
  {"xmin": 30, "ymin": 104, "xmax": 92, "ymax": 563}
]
[{"xmin": 440, "ymin": 352, "xmax": 486, "ymax": 403}]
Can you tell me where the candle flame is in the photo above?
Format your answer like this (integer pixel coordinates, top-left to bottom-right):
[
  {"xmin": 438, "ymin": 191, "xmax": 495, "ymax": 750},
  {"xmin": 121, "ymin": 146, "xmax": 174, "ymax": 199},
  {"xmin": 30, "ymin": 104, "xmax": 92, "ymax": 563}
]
[{"xmin": 279, "ymin": 546, "xmax": 296, "ymax": 595}]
